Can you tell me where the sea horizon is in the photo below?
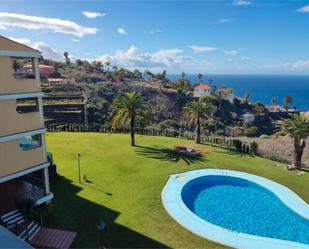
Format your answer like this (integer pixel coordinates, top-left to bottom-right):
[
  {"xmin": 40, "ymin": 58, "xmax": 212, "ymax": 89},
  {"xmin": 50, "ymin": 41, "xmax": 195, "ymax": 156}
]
[{"xmin": 168, "ymin": 74, "xmax": 309, "ymax": 112}]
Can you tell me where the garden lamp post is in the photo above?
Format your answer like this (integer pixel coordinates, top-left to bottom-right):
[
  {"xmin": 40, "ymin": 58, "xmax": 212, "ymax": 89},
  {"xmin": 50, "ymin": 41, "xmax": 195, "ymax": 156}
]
[
  {"xmin": 96, "ymin": 220, "xmax": 106, "ymax": 249},
  {"xmin": 77, "ymin": 153, "xmax": 81, "ymax": 183}
]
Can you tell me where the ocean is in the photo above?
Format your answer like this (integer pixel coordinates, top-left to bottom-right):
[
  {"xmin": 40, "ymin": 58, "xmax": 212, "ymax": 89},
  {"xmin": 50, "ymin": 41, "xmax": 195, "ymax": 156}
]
[{"xmin": 168, "ymin": 74, "xmax": 309, "ymax": 111}]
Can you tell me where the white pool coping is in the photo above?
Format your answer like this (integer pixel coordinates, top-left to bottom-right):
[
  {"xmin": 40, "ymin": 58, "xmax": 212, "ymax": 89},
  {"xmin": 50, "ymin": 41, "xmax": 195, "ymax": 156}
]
[{"xmin": 161, "ymin": 169, "xmax": 309, "ymax": 249}]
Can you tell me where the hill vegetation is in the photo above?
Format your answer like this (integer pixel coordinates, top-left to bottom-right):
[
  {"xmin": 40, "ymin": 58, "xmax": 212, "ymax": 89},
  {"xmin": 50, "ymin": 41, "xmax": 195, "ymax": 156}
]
[{"xmin": 40, "ymin": 57, "xmax": 297, "ymax": 137}]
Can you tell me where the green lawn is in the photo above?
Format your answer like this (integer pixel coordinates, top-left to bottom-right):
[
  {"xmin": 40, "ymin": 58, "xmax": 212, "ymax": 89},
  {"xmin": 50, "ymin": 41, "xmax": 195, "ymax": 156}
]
[{"xmin": 45, "ymin": 133, "xmax": 309, "ymax": 248}]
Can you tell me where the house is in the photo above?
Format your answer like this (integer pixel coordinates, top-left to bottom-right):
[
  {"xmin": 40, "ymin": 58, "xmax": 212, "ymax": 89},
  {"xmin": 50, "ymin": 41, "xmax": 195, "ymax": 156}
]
[
  {"xmin": 193, "ymin": 83, "xmax": 213, "ymax": 98},
  {"xmin": 267, "ymin": 105, "xmax": 286, "ymax": 113},
  {"xmin": 47, "ymin": 78, "xmax": 75, "ymax": 85},
  {"xmin": 241, "ymin": 113, "xmax": 256, "ymax": 123},
  {"xmin": 0, "ymin": 36, "xmax": 53, "ymax": 215},
  {"xmin": 23, "ymin": 64, "xmax": 55, "ymax": 79},
  {"xmin": 216, "ymin": 88, "xmax": 235, "ymax": 103}
]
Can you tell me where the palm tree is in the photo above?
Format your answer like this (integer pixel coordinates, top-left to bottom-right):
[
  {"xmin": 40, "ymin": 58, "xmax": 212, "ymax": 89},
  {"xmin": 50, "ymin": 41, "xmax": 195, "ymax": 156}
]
[
  {"xmin": 112, "ymin": 92, "xmax": 150, "ymax": 146},
  {"xmin": 276, "ymin": 114, "xmax": 309, "ymax": 169},
  {"xmin": 197, "ymin": 73, "xmax": 203, "ymax": 83},
  {"xmin": 283, "ymin": 96, "xmax": 293, "ymax": 111},
  {"xmin": 244, "ymin": 92, "xmax": 250, "ymax": 104},
  {"xmin": 184, "ymin": 101, "xmax": 216, "ymax": 144},
  {"xmin": 63, "ymin": 51, "xmax": 70, "ymax": 65},
  {"xmin": 105, "ymin": 61, "xmax": 111, "ymax": 72},
  {"xmin": 271, "ymin": 96, "xmax": 277, "ymax": 105},
  {"xmin": 181, "ymin": 72, "xmax": 186, "ymax": 80}
]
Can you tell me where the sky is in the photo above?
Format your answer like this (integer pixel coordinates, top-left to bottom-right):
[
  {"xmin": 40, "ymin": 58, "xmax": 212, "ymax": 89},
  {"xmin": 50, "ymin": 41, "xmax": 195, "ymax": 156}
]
[{"xmin": 1, "ymin": 0, "xmax": 309, "ymax": 74}]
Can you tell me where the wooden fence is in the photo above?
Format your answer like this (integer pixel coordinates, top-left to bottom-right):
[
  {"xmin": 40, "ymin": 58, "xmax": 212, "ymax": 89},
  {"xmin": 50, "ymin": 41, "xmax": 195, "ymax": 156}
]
[{"xmin": 47, "ymin": 124, "xmax": 258, "ymax": 155}]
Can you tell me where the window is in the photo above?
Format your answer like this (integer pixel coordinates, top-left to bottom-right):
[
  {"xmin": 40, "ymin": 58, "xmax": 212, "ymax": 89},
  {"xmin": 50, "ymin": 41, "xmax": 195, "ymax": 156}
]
[
  {"xmin": 11, "ymin": 57, "xmax": 36, "ymax": 79},
  {"xmin": 19, "ymin": 135, "xmax": 42, "ymax": 151},
  {"xmin": 16, "ymin": 97, "xmax": 39, "ymax": 113}
]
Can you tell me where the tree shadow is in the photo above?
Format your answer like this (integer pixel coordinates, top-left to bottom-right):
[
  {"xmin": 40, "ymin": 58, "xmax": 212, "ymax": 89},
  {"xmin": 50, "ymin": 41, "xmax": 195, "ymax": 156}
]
[
  {"xmin": 135, "ymin": 145, "xmax": 206, "ymax": 165},
  {"xmin": 47, "ymin": 175, "xmax": 167, "ymax": 248},
  {"xmin": 212, "ymin": 148, "xmax": 253, "ymax": 158}
]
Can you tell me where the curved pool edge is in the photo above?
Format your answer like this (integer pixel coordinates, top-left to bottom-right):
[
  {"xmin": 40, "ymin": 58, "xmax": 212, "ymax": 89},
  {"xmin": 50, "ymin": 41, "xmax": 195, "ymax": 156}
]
[{"xmin": 161, "ymin": 169, "xmax": 309, "ymax": 249}]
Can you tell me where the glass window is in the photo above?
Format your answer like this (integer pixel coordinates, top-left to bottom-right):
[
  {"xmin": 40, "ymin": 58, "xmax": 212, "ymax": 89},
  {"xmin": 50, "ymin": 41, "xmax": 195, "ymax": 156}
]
[
  {"xmin": 19, "ymin": 135, "xmax": 42, "ymax": 151},
  {"xmin": 11, "ymin": 57, "xmax": 36, "ymax": 79},
  {"xmin": 16, "ymin": 97, "xmax": 39, "ymax": 113}
]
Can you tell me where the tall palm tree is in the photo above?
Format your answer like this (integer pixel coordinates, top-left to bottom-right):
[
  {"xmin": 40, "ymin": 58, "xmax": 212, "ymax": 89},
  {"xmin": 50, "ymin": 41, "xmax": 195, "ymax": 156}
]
[
  {"xmin": 112, "ymin": 92, "xmax": 149, "ymax": 146},
  {"xmin": 105, "ymin": 61, "xmax": 111, "ymax": 72},
  {"xmin": 283, "ymin": 96, "xmax": 293, "ymax": 111},
  {"xmin": 276, "ymin": 114, "xmax": 309, "ymax": 169},
  {"xmin": 197, "ymin": 73, "xmax": 203, "ymax": 83},
  {"xmin": 271, "ymin": 96, "xmax": 277, "ymax": 105},
  {"xmin": 63, "ymin": 51, "xmax": 70, "ymax": 65},
  {"xmin": 184, "ymin": 101, "xmax": 216, "ymax": 144},
  {"xmin": 181, "ymin": 72, "xmax": 186, "ymax": 80}
]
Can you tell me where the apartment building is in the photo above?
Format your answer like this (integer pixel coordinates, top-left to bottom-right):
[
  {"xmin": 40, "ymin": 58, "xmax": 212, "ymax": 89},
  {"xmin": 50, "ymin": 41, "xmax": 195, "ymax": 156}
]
[{"xmin": 0, "ymin": 36, "xmax": 53, "ymax": 214}]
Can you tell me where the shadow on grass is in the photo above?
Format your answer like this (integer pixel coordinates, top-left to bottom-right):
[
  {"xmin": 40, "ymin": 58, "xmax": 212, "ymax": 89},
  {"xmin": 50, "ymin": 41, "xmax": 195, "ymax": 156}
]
[
  {"xmin": 135, "ymin": 145, "xmax": 206, "ymax": 165},
  {"xmin": 211, "ymin": 148, "xmax": 254, "ymax": 158},
  {"xmin": 48, "ymin": 175, "xmax": 167, "ymax": 248}
]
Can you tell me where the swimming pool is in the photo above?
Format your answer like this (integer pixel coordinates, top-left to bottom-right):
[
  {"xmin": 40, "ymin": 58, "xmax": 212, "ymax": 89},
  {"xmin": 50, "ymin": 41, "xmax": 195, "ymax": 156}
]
[{"xmin": 161, "ymin": 169, "xmax": 309, "ymax": 249}]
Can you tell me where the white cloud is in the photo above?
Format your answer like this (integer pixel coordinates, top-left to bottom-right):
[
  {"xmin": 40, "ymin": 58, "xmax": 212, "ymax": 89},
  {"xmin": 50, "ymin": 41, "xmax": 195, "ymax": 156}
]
[
  {"xmin": 216, "ymin": 18, "xmax": 231, "ymax": 24},
  {"xmin": 224, "ymin": 50, "xmax": 238, "ymax": 56},
  {"xmin": 152, "ymin": 48, "xmax": 185, "ymax": 66},
  {"xmin": 0, "ymin": 25, "xmax": 6, "ymax": 30},
  {"xmin": 9, "ymin": 37, "xmax": 65, "ymax": 62},
  {"xmin": 292, "ymin": 60, "xmax": 309, "ymax": 69},
  {"xmin": 186, "ymin": 45, "xmax": 218, "ymax": 53},
  {"xmin": 82, "ymin": 11, "xmax": 106, "ymax": 19},
  {"xmin": 228, "ymin": 58, "xmax": 233, "ymax": 62},
  {"xmin": 0, "ymin": 12, "xmax": 98, "ymax": 37},
  {"xmin": 96, "ymin": 46, "xmax": 188, "ymax": 71},
  {"xmin": 233, "ymin": 0, "xmax": 251, "ymax": 6},
  {"xmin": 117, "ymin": 28, "xmax": 128, "ymax": 35},
  {"xmin": 297, "ymin": 5, "xmax": 309, "ymax": 13},
  {"xmin": 260, "ymin": 60, "xmax": 309, "ymax": 71},
  {"xmin": 71, "ymin": 38, "xmax": 79, "ymax": 42},
  {"xmin": 241, "ymin": 56, "xmax": 251, "ymax": 61},
  {"xmin": 149, "ymin": 28, "xmax": 162, "ymax": 35}
]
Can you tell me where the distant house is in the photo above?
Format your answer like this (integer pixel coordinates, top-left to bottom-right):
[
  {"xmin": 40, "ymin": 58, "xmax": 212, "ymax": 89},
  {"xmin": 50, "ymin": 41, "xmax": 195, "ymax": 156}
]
[
  {"xmin": 267, "ymin": 105, "xmax": 286, "ymax": 113},
  {"xmin": 216, "ymin": 88, "xmax": 235, "ymax": 103},
  {"xmin": 193, "ymin": 84, "xmax": 213, "ymax": 98},
  {"xmin": 47, "ymin": 78, "xmax": 76, "ymax": 85},
  {"xmin": 23, "ymin": 64, "xmax": 54, "ymax": 78},
  {"xmin": 241, "ymin": 113, "xmax": 256, "ymax": 123}
]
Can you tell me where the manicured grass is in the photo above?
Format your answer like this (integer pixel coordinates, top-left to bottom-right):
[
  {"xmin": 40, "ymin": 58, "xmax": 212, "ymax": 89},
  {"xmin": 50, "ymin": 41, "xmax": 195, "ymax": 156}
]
[{"xmin": 45, "ymin": 133, "xmax": 309, "ymax": 248}]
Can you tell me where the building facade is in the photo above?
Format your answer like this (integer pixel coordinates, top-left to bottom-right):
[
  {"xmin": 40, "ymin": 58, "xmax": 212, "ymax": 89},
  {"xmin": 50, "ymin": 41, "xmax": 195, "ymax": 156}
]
[
  {"xmin": 0, "ymin": 36, "xmax": 53, "ymax": 214},
  {"xmin": 193, "ymin": 83, "xmax": 213, "ymax": 98}
]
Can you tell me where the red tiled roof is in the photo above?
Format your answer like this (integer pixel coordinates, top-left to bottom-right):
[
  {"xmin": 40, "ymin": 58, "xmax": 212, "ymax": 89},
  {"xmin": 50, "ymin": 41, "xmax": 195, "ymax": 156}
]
[
  {"xmin": 47, "ymin": 78, "xmax": 64, "ymax": 82},
  {"xmin": 217, "ymin": 88, "xmax": 227, "ymax": 94},
  {"xmin": 23, "ymin": 64, "xmax": 54, "ymax": 69},
  {"xmin": 267, "ymin": 105, "xmax": 282, "ymax": 111},
  {"xmin": 195, "ymin": 84, "xmax": 211, "ymax": 89}
]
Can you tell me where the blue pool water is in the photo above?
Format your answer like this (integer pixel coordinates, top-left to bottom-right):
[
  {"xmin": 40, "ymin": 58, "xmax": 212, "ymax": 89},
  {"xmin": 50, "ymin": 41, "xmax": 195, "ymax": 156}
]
[{"xmin": 181, "ymin": 175, "xmax": 309, "ymax": 245}]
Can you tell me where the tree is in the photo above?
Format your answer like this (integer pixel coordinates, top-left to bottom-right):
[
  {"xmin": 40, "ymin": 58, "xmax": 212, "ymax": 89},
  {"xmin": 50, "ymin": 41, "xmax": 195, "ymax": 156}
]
[
  {"xmin": 197, "ymin": 73, "xmax": 203, "ymax": 83},
  {"xmin": 63, "ymin": 51, "xmax": 70, "ymax": 65},
  {"xmin": 181, "ymin": 72, "xmax": 186, "ymax": 80},
  {"xmin": 12, "ymin": 60, "xmax": 21, "ymax": 71},
  {"xmin": 271, "ymin": 96, "xmax": 277, "ymax": 105},
  {"xmin": 183, "ymin": 101, "xmax": 216, "ymax": 144},
  {"xmin": 276, "ymin": 114, "xmax": 309, "ymax": 169},
  {"xmin": 244, "ymin": 92, "xmax": 250, "ymax": 104},
  {"xmin": 112, "ymin": 92, "xmax": 150, "ymax": 146},
  {"xmin": 76, "ymin": 59, "xmax": 83, "ymax": 68},
  {"xmin": 283, "ymin": 96, "xmax": 293, "ymax": 111},
  {"xmin": 105, "ymin": 61, "xmax": 111, "ymax": 72}
]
